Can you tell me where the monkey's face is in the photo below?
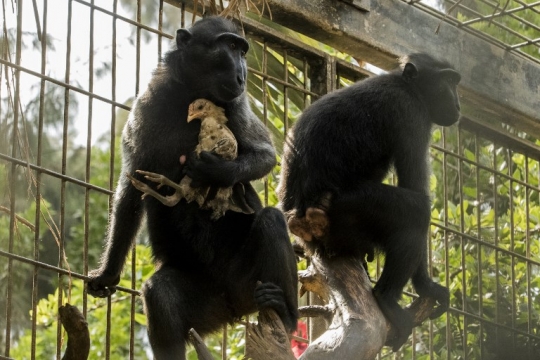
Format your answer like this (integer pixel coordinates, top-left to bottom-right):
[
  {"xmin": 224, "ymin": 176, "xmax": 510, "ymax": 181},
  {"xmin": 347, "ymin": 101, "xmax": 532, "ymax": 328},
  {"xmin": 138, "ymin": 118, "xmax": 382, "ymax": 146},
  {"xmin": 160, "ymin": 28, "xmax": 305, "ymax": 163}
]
[
  {"xmin": 179, "ymin": 30, "xmax": 249, "ymax": 103},
  {"xmin": 405, "ymin": 62, "xmax": 462, "ymax": 127},
  {"xmin": 429, "ymin": 68, "xmax": 462, "ymax": 127}
]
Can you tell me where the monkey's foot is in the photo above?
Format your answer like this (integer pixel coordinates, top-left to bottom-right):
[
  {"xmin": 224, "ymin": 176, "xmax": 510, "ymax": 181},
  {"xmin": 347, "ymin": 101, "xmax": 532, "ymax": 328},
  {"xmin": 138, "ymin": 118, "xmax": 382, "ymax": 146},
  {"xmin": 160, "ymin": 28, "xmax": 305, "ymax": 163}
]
[
  {"xmin": 288, "ymin": 207, "xmax": 328, "ymax": 241},
  {"xmin": 126, "ymin": 172, "xmax": 182, "ymax": 207}
]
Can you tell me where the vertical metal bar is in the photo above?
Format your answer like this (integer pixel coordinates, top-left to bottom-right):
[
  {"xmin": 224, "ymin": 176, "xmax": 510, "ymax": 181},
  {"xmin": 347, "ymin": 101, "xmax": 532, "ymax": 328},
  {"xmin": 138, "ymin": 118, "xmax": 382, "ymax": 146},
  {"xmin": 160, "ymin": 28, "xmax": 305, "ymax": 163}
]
[
  {"xmin": 31, "ymin": 1, "xmax": 48, "ymax": 358},
  {"xmin": 158, "ymin": 0, "xmax": 164, "ymax": 61},
  {"xmin": 525, "ymin": 155, "xmax": 532, "ymax": 358},
  {"xmin": 110, "ymin": 0, "xmax": 117, "ymax": 194},
  {"xmin": 31, "ymin": 0, "xmax": 42, "ymax": 40},
  {"xmin": 83, "ymin": 0, "xmax": 95, "ymax": 320},
  {"xmin": 181, "ymin": 1, "xmax": 185, "ymax": 28},
  {"xmin": 442, "ymin": 127, "xmax": 450, "ymax": 360},
  {"xmin": 130, "ymin": 2, "xmax": 142, "ymax": 357},
  {"xmin": 302, "ymin": 58, "xmax": 309, "ymax": 110},
  {"xmin": 4, "ymin": 0, "xmax": 24, "ymax": 356},
  {"xmin": 507, "ymin": 149, "xmax": 516, "ymax": 350},
  {"xmin": 0, "ymin": 9, "xmax": 4, "ymax": 357},
  {"xmin": 221, "ymin": 325, "xmax": 228, "ymax": 360},
  {"xmin": 262, "ymin": 41, "xmax": 269, "ymax": 206},
  {"xmin": 106, "ymin": 296, "xmax": 112, "ymax": 360},
  {"xmin": 283, "ymin": 50, "xmax": 289, "ymax": 137},
  {"xmin": 475, "ymin": 132, "xmax": 483, "ymax": 360},
  {"xmin": 107, "ymin": 1, "xmax": 118, "ymax": 358},
  {"xmin": 58, "ymin": 0, "xmax": 73, "ymax": 358},
  {"xmin": 458, "ymin": 129, "xmax": 468, "ymax": 360},
  {"xmin": 492, "ymin": 141, "xmax": 500, "ymax": 350}
]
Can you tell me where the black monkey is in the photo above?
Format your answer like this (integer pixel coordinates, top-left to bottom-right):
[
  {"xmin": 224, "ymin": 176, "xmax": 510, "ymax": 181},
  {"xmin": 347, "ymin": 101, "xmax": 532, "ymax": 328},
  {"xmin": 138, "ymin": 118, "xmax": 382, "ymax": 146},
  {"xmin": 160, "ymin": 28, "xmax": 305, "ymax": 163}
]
[
  {"xmin": 278, "ymin": 53, "xmax": 460, "ymax": 350},
  {"xmin": 87, "ymin": 17, "xmax": 298, "ymax": 359}
]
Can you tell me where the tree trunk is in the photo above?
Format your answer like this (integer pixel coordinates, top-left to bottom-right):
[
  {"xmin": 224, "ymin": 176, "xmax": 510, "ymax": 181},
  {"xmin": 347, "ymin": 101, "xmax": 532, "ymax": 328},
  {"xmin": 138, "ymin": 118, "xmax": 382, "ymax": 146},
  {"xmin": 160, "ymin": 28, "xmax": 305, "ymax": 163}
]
[
  {"xmin": 297, "ymin": 254, "xmax": 387, "ymax": 359},
  {"xmin": 244, "ymin": 251, "xmax": 439, "ymax": 359}
]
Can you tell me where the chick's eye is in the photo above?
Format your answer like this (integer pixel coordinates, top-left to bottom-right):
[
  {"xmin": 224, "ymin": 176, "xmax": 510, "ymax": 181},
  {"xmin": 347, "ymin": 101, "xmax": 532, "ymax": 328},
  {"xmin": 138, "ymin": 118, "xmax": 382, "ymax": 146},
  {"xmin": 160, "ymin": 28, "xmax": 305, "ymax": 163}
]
[{"xmin": 198, "ymin": 105, "xmax": 204, "ymax": 110}]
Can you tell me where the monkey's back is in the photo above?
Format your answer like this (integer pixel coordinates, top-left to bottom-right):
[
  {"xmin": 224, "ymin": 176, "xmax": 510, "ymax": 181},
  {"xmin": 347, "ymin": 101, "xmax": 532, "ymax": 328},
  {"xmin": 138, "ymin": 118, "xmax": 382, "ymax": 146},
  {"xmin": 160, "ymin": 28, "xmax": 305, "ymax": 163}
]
[{"xmin": 280, "ymin": 72, "xmax": 430, "ymax": 212}]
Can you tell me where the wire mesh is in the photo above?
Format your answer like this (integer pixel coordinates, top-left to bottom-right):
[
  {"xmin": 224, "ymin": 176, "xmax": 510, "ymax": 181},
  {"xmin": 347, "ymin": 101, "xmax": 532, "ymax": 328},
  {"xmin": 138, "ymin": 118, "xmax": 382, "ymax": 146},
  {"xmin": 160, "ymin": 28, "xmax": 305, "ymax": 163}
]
[
  {"xmin": 404, "ymin": 0, "xmax": 540, "ymax": 64},
  {"xmin": 1, "ymin": 0, "xmax": 539, "ymax": 359}
]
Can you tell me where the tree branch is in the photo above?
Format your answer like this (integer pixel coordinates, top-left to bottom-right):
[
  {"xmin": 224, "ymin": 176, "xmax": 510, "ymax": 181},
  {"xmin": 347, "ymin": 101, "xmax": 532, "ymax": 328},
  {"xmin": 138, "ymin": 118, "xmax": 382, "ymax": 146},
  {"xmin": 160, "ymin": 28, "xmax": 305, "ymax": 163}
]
[{"xmin": 59, "ymin": 304, "xmax": 90, "ymax": 360}]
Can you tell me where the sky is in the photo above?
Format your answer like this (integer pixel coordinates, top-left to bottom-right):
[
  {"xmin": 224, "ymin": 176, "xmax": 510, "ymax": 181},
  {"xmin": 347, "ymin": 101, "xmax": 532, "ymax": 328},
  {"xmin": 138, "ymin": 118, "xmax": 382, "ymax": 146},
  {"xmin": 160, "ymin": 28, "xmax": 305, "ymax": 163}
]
[{"xmin": 3, "ymin": 0, "xmax": 170, "ymax": 146}]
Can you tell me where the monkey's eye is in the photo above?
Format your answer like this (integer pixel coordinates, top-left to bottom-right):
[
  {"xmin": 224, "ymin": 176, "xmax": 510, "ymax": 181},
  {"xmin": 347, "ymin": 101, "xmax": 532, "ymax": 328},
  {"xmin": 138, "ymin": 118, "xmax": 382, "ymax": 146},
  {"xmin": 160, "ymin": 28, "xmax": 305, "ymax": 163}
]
[
  {"xmin": 230, "ymin": 43, "xmax": 236, "ymax": 50},
  {"xmin": 240, "ymin": 50, "xmax": 246, "ymax": 57}
]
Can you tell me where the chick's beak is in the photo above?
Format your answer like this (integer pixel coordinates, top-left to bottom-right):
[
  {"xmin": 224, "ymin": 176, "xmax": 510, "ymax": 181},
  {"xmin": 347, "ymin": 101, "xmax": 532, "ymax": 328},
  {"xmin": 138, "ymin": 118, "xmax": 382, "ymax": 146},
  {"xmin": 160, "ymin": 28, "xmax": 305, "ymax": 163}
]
[
  {"xmin": 187, "ymin": 102, "xmax": 204, "ymax": 122},
  {"xmin": 187, "ymin": 111, "xmax": 202, "ymax": 122}
]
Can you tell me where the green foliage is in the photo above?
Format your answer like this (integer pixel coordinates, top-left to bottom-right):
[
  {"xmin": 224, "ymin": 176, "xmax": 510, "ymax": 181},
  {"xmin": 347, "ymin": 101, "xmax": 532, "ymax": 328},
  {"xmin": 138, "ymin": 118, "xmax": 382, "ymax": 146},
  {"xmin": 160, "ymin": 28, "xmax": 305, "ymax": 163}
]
[
  {"xmin": 452, "ymin": 0, "xmax": 540, "ymax": 62},
  {"xmin": 4, "ymin": 3, "xmax": 540, "ymax": 359},
  {"xmin": 9, "ymin": 244, "xmax": 152, "ymax": 360},
  {"xmin": 373, "ymin": 125, "xmax": 540, "ymax": 358}
]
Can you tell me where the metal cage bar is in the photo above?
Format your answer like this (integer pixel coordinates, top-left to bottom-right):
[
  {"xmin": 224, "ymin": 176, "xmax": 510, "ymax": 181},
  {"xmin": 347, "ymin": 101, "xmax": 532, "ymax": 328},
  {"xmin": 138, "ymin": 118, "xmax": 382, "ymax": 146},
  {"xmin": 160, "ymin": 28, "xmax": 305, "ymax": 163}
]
[{"xmin": 1, "ymin": 0, "xmax": 539, "ymax": 359}]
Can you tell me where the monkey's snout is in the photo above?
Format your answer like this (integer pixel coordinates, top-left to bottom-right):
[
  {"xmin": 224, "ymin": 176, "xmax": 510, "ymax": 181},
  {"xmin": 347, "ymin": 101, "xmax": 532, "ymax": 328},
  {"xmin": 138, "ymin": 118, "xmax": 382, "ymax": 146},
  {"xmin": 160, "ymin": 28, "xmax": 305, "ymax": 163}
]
[{"xmin": 237, "ymin": 75, "xmax": 245, "ymax": 86}]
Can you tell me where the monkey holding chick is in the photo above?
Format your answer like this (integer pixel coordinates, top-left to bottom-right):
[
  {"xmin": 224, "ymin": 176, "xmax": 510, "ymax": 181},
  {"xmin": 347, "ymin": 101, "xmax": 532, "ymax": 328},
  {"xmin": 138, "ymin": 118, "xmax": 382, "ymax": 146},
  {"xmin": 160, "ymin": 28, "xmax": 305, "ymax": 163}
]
[{"xmin": 128, "ymin": 98, "xmax": 254, "ymax": 220}]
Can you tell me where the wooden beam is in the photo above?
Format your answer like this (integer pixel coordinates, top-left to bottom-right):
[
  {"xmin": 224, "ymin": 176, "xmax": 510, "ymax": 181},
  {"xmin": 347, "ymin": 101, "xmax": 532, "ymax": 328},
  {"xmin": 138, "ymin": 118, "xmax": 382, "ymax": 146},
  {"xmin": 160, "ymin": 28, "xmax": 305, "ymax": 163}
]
[{"xmin": 251, "ymin": 0, "xmax": 540, "ymax": 136}]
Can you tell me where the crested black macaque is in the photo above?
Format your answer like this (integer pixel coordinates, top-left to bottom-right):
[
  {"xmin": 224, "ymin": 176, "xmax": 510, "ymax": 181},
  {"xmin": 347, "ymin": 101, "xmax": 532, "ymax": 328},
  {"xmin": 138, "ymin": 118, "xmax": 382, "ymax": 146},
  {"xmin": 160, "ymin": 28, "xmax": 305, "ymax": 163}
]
[
  {"xmin": 278, "ymin": 53, "xmax": 460, "ymax": 350},
  {"xmin": 87, "ymin": 17, "xmax": 298, "ymax": 359}
]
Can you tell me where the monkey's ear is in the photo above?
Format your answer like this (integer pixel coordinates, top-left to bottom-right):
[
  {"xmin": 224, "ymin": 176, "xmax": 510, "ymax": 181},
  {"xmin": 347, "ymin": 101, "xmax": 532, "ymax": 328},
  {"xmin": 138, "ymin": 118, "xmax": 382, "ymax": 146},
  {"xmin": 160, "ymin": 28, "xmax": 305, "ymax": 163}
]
[
  {"xmin": 402, "ymin": 63, "xmax": 418, "ymax": 81},
  {"xmin": 176, "ymin": 29, "xmax": 192, "ymax": 49}
]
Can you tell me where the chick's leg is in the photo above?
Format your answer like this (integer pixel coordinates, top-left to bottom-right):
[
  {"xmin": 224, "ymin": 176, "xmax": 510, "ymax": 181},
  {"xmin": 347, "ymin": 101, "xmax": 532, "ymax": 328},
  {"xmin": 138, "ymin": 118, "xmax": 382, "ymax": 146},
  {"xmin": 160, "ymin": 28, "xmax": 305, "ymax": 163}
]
[{"xmin": 126, "ymin": 172, "xmax": 183, "ymax": 207}]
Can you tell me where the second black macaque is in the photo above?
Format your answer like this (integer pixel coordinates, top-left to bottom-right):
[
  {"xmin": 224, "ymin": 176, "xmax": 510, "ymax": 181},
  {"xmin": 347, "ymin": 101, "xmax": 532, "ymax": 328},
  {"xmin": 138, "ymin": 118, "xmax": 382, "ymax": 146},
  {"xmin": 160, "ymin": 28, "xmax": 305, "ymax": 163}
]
[
  {"xmin": 87, "ymin": 17, "xmax": 298, "ymax": 360},
  {"xmin": 279, "ymin": 53, "xmax": 461, "ymax": 350}
]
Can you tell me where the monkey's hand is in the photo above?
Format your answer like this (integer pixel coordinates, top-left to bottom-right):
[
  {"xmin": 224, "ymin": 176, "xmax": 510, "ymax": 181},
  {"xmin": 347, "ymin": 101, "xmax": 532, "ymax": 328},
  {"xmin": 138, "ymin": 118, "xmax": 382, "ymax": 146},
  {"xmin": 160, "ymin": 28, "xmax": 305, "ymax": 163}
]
[
  {"xmin": 87, "ymin": 269, "xmax": 120, "ymax": 298},
  {"xmin": 185, "ymin": 151, "xmax": 237, "ymax": 188}
]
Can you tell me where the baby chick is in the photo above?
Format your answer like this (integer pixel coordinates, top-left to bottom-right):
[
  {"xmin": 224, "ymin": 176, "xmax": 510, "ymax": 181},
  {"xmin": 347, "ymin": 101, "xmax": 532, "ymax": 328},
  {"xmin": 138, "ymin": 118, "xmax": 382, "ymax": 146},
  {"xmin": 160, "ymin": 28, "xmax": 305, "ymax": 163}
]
[{"xmin": 128, "ymin": 98, "xmax": 254, "ymax": 220}]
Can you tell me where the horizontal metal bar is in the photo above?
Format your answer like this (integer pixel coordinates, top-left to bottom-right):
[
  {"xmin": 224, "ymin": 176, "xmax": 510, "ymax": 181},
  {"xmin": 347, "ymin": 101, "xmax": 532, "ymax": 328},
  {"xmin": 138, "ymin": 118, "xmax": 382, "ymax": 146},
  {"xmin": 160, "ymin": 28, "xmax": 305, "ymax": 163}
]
[
  {"xmin": 0, "ymin": 249, "xmax": 140, "ymax": 296},
  {"xmin": 431, "ymin": 143, "xmax": 537, "ymax": 192},
  {"xmin": 0, "ymin": 153, "xmax": 114, "ymax": 195},
  {"xmin": 432, "ymin": 222, "xmax": 540, "ymax": 268},
  {"xmin": 72, "ymin": 0, "xmax": 174, "ymax": 39},
  {"xmin": 0, "ymin": 58, "xmax": 131, "ymax": 111},
  {"xmin": 248, "ymin": 67, "xmax": 319, "ymax": 97}
]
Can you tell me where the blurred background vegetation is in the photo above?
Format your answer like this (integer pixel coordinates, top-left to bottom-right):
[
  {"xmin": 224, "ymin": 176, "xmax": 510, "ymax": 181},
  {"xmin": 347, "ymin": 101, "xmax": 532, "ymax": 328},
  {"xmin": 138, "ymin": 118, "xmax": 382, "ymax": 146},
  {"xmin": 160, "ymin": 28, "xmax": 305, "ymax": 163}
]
[{"xmin": 1, "ymin": 0, "xmax": 540, "ymax": 359}]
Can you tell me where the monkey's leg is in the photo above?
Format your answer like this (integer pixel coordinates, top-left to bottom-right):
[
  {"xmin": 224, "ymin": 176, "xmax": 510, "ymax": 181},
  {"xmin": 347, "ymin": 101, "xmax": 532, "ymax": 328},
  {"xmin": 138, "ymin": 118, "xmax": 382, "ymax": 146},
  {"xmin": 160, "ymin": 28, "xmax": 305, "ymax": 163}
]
[
  {"xmin": 126, "ymin": 173, "xmax": 182, "ymax": 207},
  {"xmin": 328, "ymin": 182, "xmax": 442, "ymax": 350},
  {"xmin": 142, "ymin": 265, "xmax": 234, "ymax": 360},
  {"xmin": 224, "ymin": 207, "xmax": 299, "ymax": 332}
]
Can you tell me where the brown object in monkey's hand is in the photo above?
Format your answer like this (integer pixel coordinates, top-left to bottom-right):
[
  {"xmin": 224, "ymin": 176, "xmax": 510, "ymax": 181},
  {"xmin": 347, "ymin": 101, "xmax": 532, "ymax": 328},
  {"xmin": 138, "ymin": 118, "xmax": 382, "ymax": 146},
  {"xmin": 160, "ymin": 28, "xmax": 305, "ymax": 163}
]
[
  {"xmin": 59, "ymin": 303, "xmax": 90, "ymax": 360},
  {"xmin": 128, "ymin": 98, "xmax": 254, "ymax": 220}
]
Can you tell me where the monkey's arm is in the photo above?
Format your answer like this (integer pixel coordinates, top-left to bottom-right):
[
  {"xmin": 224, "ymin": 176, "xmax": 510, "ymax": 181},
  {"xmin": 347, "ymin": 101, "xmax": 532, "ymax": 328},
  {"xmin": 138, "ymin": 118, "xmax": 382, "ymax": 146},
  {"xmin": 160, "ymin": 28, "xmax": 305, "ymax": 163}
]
[
  {"xmin": 87, "ymin": 175, "xmax": 144, "ymax": 297},
  {"xmin": 186, "ymin": 98, "xmax": 275, "ymax": 188}
]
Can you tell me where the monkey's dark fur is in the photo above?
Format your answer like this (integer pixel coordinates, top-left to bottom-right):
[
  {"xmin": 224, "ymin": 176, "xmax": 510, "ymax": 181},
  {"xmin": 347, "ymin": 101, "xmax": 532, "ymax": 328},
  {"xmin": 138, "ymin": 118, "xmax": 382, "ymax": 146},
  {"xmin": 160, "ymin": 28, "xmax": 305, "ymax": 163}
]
[
  {"xmin": 87, "ymin": 17, "xmax": 298, "ymax": 359},
  {"xmin": 279, "ymin": 53, "xmax": 461, "ymax": 350}
]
